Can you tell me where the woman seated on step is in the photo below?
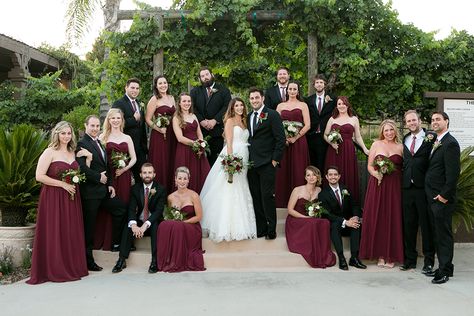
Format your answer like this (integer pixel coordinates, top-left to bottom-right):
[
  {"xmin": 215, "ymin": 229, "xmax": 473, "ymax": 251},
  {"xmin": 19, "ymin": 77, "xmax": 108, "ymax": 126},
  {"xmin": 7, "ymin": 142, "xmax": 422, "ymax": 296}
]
[
  {"xmin": 156, "ymin": 166, "xmax": 206, "ymax": 272},
  {"xmin": 285, "ymin": 165, "xmax": 336, "ymax": 268}
]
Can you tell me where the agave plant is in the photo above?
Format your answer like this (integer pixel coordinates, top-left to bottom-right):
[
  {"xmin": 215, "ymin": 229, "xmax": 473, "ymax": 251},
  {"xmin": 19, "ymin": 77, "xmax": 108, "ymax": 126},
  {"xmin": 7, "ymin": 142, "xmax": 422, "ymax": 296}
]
[
  {"xmin": 453, "ymin": 146, "xmax": 474, "ymax": 233},
  {"xmin": 0, "ymin": 124, "xmax": 48, "ymax": 226}
]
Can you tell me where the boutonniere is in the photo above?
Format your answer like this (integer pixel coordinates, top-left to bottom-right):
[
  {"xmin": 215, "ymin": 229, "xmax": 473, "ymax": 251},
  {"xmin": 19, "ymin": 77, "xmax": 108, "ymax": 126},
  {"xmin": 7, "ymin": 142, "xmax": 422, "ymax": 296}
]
[
  {"xmin": 325, "ymin": 95, "xmax": 333, "ymax": 103},
  {"xmin": 149, "ymin": 188, "xmax": 157, "ymax": 197},
  {"xmin": 423, "ymin": 134, "xmax": 435, "ymax": 142},
  {"xmin": 211, "ymin": 88, "xmax": 218, "ymax": 94},
  {"xmin": 341, "ymin": 189, "xmax": 350, "ymax": 197},
  {"xmin": 258, "ymin": 112, "xmax": 268, "ymax": 124},
  {"xmin": 432, "ymin": 140, "xmax": 442, "ymax": 151}
]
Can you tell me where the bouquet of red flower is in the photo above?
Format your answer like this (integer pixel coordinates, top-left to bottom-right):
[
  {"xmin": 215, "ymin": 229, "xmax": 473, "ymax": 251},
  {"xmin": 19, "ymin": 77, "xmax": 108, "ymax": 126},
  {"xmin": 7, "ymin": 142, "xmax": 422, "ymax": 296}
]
[
  {"xmin": 111, "ymin": 150, "xmax": 130, "ymax": 171},
  {"xmin": 191, "ymin": 136, "xmax": 211, "ymax": 158},
  {"xmin": 163, "ymin": 205, "xmax": 188, "ymax": 221},
  {"xmin": 220, "ymin": 154, "xmax": 244, "ymax": 183},
  {"xmin": 60, "ymin": 169, "xmax": 86, "ymax": 200},
  {"xmin": 372, "ymin": 156, "xmax": 395, "ymax": 185}
]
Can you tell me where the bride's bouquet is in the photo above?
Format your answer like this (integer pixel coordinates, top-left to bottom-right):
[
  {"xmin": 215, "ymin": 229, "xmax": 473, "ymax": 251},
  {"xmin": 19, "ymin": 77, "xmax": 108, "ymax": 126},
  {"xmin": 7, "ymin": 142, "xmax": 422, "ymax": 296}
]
[
  {"xmin": 60, "ymin": 168, "xmax": 86, "ymax": 200},
  {"xmin": 304, "ymin": 200, "xmax": 327, "ymax": 218},
  {"xmin": 163, "ymin": 205, "xmax": 188, "ymax": 221},
  {"xmin": 282, "ymin": 120, "xmax": 303, "ymax": 138},
  {"xmin": 153, "ymin": 114, "xmax": 171, "ymax": 140},
  {"xmin": 372, "ymin": 156, "xmax": 395, "ymax": 186},
  {"xmin": 191, "ymin": 136, "xmax": 211, "ymax": 159},
  {"xmin": 327, "ymin": 128, "xmax": 343, "ymax": 154},
  {"xmin": 111, "ymin": 150, "xmax": 130, "ymax": 171},
  {"xmin": 220, "ymin": 154, "xmax": 244, "ymax": 183}
]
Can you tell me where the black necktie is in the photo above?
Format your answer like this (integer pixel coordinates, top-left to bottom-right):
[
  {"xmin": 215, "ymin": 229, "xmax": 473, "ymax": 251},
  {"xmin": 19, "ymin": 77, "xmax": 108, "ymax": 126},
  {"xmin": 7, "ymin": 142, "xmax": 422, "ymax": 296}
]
[{"xmin": 253, "ymin": 112, "xmax": 258, "ymax": 136}]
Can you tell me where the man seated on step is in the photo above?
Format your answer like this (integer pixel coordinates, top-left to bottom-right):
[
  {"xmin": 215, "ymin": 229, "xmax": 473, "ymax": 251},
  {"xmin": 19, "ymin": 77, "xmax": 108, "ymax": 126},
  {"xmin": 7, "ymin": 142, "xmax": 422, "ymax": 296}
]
[
  {"xmin": 112, "ymin": 163, "xmax": 166, "ymax": 274},
  {"xmin": 319, "ymin": 166, "xmax": 366, "ymax": 270}
]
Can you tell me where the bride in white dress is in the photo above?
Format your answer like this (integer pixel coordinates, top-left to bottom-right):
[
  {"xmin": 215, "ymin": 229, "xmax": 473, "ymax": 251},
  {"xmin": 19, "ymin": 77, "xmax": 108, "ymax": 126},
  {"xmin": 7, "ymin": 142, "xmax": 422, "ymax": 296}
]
[{"xmin": 200, "ymin": 97, "xmax": 257, "ymax": 242}]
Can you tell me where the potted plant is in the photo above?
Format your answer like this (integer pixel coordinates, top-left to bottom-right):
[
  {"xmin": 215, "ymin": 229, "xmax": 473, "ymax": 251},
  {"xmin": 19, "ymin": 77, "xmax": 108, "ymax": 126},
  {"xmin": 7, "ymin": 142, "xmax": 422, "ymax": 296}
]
[{"xmin": 453, "ymin": 146, "xmax": 474, "ymax": 240}]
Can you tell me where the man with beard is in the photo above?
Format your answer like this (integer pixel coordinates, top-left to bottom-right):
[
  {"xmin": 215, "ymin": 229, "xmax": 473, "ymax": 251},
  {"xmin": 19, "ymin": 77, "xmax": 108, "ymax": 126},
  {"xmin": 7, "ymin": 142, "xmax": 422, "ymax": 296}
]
[
  {"xmin": 112, "ymin": 163, "xmax": 166, "ymax": 274},
  {"xmin": 264, "ymin": 66, "xmax": 290, "ymax": 110},
  {"xmin": 190, "ymin": 67, "xmax": 232, "ymax": 166},
  {"xmin": 304, "ymin": 74, "xmax": 336, "ymax": 172}
]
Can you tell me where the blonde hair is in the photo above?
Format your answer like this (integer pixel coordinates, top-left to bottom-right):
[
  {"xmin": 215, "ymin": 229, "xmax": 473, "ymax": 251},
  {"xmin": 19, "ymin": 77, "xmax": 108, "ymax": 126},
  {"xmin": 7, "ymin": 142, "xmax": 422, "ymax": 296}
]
[
  {"xmin": 102, "ymin": 108, "xmax": 124, "ymax": 143},
  {"xmin": 305, "ymin": 165, "xmax": 322, "ymax": 187},
  {"xmin": 378, "ymin": 119, "xmax": 401, "ymax": 143},
  {"xmin": 49, "ymin": 121, "xmax": 76, "ymax": 151},
  {"xmin": 175, "ymin": 166, "xmax": 190, "ymax": 178}
]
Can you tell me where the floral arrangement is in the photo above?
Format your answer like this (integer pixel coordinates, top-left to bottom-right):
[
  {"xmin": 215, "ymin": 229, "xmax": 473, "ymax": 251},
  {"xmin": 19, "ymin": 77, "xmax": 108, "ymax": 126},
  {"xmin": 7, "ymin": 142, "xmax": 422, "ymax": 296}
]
[
  {"xmin": 191, "ymin": 136, "xmax": 211, "ymax": 158},
  {"xmin": 432, "ymin": 140, "xmax": 442, "ymax": 151},
  {"xmin": 258, "ymin": 112, "xmax": 268, "ymax": 124},
  {"xmin": 111, "ymin": 150, "xmax": 130, "ymax": 170},
  {"xmin": 149, "ymin": 188, "xmax": 157, "ymax": 197},
  {"xmin": 220, "ymin": 154, "xmax": 245, "ymax": 183},
  {"xmin": 153, "ymin": 114, "xmax": 172, "ymax": 140},
  {"xmin": 423, "ymin": 133, "xmax": 435, "ymax": 142},
  {"xmin": 372, "ymin": 156, "xmax": 395, "ymax": 185},
  {"xmin": 341, "ymin": 189, "xmax": 350, "ymax": 197},
  {"xmin": 163, "ymin": 205, "xmax": 187, "ymax": 221},
  {"xmin": 304, "ymin": 200, "xmax": 327, "ymax": 218},
  {"xmin": 60, "ymin": 168, "xmax": 86, "ymax": 200},
  {"xmin": 327, "ymin": 128, "xmax": 343, "ymax": 154},
  {"xmin": 325, "ymin": 95, "xmax": 333, "ymax": 103},
  {"xmin": 282, "ymin": 120, "xmax": 303, "ymax": 138}
]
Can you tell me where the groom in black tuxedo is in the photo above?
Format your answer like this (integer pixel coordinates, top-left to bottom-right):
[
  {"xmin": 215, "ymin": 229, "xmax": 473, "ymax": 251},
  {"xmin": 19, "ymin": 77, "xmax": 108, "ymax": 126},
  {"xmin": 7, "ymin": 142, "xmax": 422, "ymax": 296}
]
[
  {"xmin": 319, "ymin": 166, "xmax": 366, "ymax": 270},
  {"xmin": 400, "ymin": 110, "xmax": 435, "ymax": 273},
  {"xmin": 76, "ymin": 115, "xmax": 127, "ymax": 271},
  {"xmin": 425, "ymin": 111, "xmax": 460, "ymax": 284},
  {"xmin": 112, "ymin": 78, "xmax": 148, "ymax": 182},
  {"xmin": 247, "ymin": 87, "xmax": 285, "ymax": 239},
  {"xmin": 190, "ymin": 67, "xmax": 231, "ymax": 166},
  {"xmin": 112, "ymin": 163, "xmax": 166, "ymax": 274}
]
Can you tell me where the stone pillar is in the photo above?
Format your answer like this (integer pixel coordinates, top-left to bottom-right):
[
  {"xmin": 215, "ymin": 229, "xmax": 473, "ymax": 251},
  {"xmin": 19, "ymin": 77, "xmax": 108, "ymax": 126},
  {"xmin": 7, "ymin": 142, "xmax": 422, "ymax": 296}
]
[{"xmin": 8, "ymin": 52, "xmax": 30, "ymax": 99}]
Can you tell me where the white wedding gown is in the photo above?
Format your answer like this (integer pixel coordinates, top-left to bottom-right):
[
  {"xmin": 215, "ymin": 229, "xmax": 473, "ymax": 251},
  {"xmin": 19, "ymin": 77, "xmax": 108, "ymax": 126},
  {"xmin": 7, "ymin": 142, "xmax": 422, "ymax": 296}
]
[{"xmin": 200, "ymin": 126, "xmax": 257, "ymax": 242}]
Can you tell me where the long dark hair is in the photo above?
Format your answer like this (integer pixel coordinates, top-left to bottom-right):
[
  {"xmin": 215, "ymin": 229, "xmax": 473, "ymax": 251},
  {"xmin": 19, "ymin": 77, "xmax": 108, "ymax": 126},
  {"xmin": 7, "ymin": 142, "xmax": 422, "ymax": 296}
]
[
  {"xmin": 152, "ymin": 75, "xmax": 168, "ymax": 99},
  {"xmin": 332, "ymin": 96, "xmax": 354, "ymax": 118},
  {"xmin": 223, "ymin": 97, "xmax": 248, "ymax": 129}
]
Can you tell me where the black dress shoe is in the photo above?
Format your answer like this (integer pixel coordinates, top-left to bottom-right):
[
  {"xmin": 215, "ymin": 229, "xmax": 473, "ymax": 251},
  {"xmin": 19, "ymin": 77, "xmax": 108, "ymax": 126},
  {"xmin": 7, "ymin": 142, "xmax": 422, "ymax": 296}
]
[
  {"xmin": 399, "ymin": 264, "xmax": 416, "ymax": 271},
  {"xmin": 130, "ymin": 246, "xmax": 137, "ymax": 252},
  {"xmin": 148, "ymin": 262, "xmax": 158, "ymax": 274},
  {"xmin": 432, "ymin": 275, "xmax": 449, "ymax": 284},
  {"xmin": 88, "ymin": 262, "xmax": 103, "ymax": 271},
  {"xmin": 111, "ymin": 244, "xmax": 120, "ymax": 252},
  {"xmin": 338, "ymin": 257, "xmax": 349, "ymax": 270},
  {"xmin": 424, "ymin": 267, "xmax": 437, "ymax": 277},
  {"xmin": 265, "ymin": 232, "xmax": 277, "ymax": 240},
  {"xmin": 349, "ymin": 257, "xmax": 367, "ymax": 269},
  {"xmin": 112, "ymin": 258, "xmax": 126, "ymax": 273}
]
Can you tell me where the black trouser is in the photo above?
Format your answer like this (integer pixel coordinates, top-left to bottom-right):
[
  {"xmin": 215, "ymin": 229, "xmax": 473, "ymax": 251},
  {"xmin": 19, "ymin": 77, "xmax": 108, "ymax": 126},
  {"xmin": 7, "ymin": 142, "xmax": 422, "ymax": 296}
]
[
  {"xmin": 207, "ymin": 136, "xmax": 224, "ymax": 167},
  {"xmin": 330, "ymin": 221, "xmax": 360, "ymax": 258},
  {"xmin": 307, "ymin": 133, "xmax": 328, "ymax": 173},
  {"xmin": 131, "ymin": 143, "xmax": 147, "ymax": 183},
  {"xmin": 82, "ymin": 196, "xmax": 127, "ymax": 265},
  {"xmin": 119, "ymin": 220, "xmax": 160, "ymax": 264},
  {"xmin": 248, "ymin": 163, "xmax": 277, "ymax": 237},
  {"xmin": 402, "ymin": 187, "xmax": 435, "ymax": 267}
]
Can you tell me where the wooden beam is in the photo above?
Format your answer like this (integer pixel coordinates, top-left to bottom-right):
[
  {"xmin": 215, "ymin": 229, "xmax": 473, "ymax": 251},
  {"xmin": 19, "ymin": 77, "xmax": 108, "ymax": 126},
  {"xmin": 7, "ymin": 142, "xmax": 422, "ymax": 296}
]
[
  {"xmin": 424, "ymin": 92, "xmax": 474, "ymax": 99},
  {"xmin": 153, "ymin": 15, "xmax": 164, "ymax": 78},
  {"xmin": 307, "ymin": 33, "xmax": 318, "ymax": 95},
  {"xmin": 0, "ymin": 34, "xmax": 59, "ymax": 68},
  {"xmin": 117, "ymin": 9, "xmax": 288, "ymax": 21}
]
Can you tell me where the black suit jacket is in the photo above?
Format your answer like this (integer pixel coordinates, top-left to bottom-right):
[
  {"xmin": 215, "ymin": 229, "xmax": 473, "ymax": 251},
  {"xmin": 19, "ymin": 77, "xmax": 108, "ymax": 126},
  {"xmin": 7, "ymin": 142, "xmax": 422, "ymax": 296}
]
[
  {"xmin": 76, "ymin": 134, "xmax": 111, "ymax": 200},
  {"xmin": 402, "ymin": 130, "xmax": 435, "ymax": 189},
  {"xmin": 319, "ymin": 184, "xmax": 360, "ymax": 225},
  {"xmin": 425, "ymin": 132, "xmax": 460, "ymax": 203},
  {"xmin": 112, "ymin": 95, "xmax": 148, "ymax": 152},
  {"xmin": 190, "ymin": 83, "xmax": 231, "ymax": 138},
  {"xmin": 247, "ymin": 107, "xmax": 286, "ymax": 168},
  {"xmin": 304, "ymin": 93, "xmax": 336, "ymax": 135},
  {"xmin": 128, "ymin": 182, "xmax": 167, "ymax": 225},
  {"xmin": 264, "ymin": 85, "xmax": 285, "ymax": 110}
]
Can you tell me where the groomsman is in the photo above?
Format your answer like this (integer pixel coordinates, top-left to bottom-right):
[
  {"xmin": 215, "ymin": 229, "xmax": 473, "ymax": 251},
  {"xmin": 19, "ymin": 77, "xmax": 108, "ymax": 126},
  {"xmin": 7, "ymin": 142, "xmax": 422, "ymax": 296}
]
[
  {"xmin": 319, "ymin": 166, "xmax": 366, "ymax": 270},
  {"xmin": 400, "ymin": 110, "xmax": 435, "ymax": 273},
  {"xmin": 304, "ymin": 74, "xmax": 336, "ymax": 172},
  {"xmin": 190, "ymin": 67, "xmax": 231, "ymax": 166},
  {"xmin": 112, "ymin": 78, "xmax": 148, "ymax": 182},
  {"xmin": 77, "ymin": 115, "xmax": 127, "ymax": 271},
  {"xmin": 425, "ymin": 111, "xmax": 460, "ymax": 284},
  {"xmin": 264, "ymin": 66, "xmax": 290, "ymax": 110},
  {"xmin": 112, "ymin": 163, "xmax": 166, "ymax": 274}
]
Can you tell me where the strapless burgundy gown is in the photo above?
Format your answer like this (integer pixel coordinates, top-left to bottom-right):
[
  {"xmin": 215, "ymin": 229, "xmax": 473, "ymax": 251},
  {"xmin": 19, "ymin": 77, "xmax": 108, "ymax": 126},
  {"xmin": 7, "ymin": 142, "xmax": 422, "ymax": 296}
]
[
  {"xmin": 93, "ymin": 142, "xmax": 131, "ymax": 250},
  {"xmin": 285, "ymin": 198, "xmax": 336, "ymax": 268},
  {"xmin": 360, "ymin": 154, "xmax": 404, "ymax": 263},
  {"xmin": 324, "ymin": 123, "xmax": 360, "ymax": 205},
  {"xmin": 275, "ymin": 109, "xmax": 310, "ymax": 207},
  {"xmin": 27, "ymin": 161, "xmax": 88, "ymax": 284},
  {"xmin": 156, "ymin": 205, "xmax": 205, "ymax": 272},
  {"xmin": 174, "ymin": 120, "xmax": 210, "ymax": 193},
  {"xmin": 148, "ymin": 105, "xmax": 177, "ymax": 191}
]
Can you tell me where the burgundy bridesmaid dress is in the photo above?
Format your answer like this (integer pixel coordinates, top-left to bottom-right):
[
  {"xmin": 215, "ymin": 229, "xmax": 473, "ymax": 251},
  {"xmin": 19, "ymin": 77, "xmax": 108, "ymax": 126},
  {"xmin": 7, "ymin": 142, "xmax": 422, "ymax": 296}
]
[
  {"xmin": 360, "ymin": 154, "xmax": 404, "ymax": 263},
  {"xmin": 275, "ymin": 109, "xmax": 310, "ymax": 207},
  {"xmin": 148, "ymin": 105, "xmax": 177, "ymax": 191},
  {"xmin": 27, "ymin": 161, "xmax": 88, "ymax": 284},
  {"xmin": 174, "ymin": 120, "xmax": 210, "ymax": 193},
  {"xmin": 285, "ymin": 198, "xmax": 336, "ymax": 268},
  {"xmin": 156, "ymin": 205, "xmax": 205, "ymax": 272}
]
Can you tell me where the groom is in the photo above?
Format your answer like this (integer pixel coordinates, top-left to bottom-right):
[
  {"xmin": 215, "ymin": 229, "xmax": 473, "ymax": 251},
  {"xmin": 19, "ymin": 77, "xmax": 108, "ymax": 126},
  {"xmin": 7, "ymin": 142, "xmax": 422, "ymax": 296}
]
[{"xmin": 247, "ymin": 87, "xmax": 285, "ymax": 239}]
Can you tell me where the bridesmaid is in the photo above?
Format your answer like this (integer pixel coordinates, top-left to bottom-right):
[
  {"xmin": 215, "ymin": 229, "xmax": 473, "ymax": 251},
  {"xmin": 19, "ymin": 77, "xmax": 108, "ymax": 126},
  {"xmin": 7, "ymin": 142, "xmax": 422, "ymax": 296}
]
[
  {"xmin": 94, "ymin": 108, "xmax": 136, "ymax": 250},
  {"xmin": 172, "ymin": 93, "xmax": 210, "ymax": 193},
  {"xmin": 27, "ymin": 121, "xmax": 88, "ymax": 284},
  {"xmin": 323, "ymin": 96, "xmax": 369, "ymax": 205},
  {"xmin": 275, "ymin": 81, "xmax": 311, "ymax": 207},
  {"xmin": 157, "ymin": 166, "xmax": 205, "ymax": 272},
  {"xmin": 360, "ymin": 119, "xmax": 404, "ymax": 268},
  {"xmin": 285, "ymin": 165, "xmax": 336, "ymax": 268},
  {"xmin": 145, "ymin": 75, "xmax": 177, "ymax": 191}
]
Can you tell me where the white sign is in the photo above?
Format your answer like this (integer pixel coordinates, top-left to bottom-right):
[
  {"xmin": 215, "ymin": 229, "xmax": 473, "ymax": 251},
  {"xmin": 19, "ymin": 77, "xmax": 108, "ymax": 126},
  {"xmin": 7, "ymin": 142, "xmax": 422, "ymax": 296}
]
[{"xmin": 444, "ymin": 99, "xmax": 474, "ymax": 151}]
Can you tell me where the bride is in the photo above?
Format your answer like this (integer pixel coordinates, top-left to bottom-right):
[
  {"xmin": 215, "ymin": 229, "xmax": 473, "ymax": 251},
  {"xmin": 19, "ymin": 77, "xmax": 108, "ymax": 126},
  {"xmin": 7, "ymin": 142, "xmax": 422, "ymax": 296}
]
[{"xmin": 200, "ymin": 97, "xmax": 257, "ymax": 242}]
